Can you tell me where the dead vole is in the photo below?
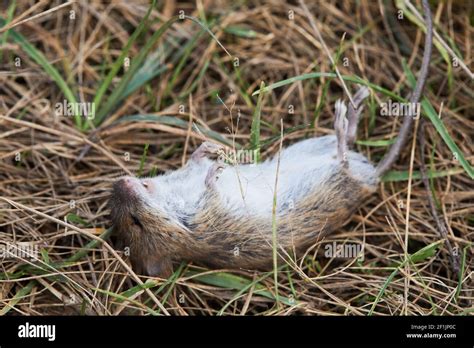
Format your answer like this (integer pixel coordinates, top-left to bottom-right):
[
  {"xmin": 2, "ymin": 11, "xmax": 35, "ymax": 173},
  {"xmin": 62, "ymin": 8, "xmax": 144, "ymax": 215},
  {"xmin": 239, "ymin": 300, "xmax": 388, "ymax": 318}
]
[{"xmin": 110, "ymin": 0, "xmax": 433, "ymax": 277}]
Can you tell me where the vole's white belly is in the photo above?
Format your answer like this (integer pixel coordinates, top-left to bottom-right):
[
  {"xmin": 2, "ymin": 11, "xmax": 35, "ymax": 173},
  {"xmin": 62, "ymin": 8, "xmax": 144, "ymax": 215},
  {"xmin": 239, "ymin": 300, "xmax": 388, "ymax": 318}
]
[
  {"xmin": 155, "ymin": 136, "xmax": 377, "ymax": 220},
  {"xmin": 216, "ymin": 154, "xmax": 333, "ymax": 216},
  {"xmin": 216, "ymin": 135, "xmax": 377, "ymax": 217}
]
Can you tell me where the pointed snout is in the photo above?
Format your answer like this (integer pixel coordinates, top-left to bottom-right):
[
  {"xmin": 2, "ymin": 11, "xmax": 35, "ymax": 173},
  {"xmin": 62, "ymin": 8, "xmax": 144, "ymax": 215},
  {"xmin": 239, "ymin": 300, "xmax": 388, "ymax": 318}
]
[{"xmin": 112, "ymin": 177, "xmax": 141, "ymax": 202}]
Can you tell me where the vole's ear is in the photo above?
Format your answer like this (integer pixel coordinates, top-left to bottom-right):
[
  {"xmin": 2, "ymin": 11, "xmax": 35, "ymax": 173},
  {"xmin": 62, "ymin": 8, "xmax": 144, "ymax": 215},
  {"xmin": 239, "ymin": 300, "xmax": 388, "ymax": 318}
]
[{"xmin": 144, "ymin": 256, "xmax": 173, "ymax": 278}]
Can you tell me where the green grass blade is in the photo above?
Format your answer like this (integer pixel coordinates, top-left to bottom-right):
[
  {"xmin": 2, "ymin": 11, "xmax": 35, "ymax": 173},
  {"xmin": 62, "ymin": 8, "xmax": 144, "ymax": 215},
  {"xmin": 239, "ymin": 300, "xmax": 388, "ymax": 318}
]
[
  {"xmin": 65, "ymin": 228, "xmax": 113, "ymax": 264},
  {"xmin": 252, "ymin": 72, "xmax": 403, "ymax": 101},
  {"xmin": 117, "ymin": 114, "xmax": 236, "ymax": 147},
  {"xmin": 259, "ymin": 124, "xmax": 308, "ymax": 149},
  {"xmin": 154, "ymin": 264, "xmax": 186, "ymax": 313},
  {"xmin": 395, "ymin": 0, "xmax": 451, "ymax": 63},
  {"xmin": 128, "ymin": 32, "xmax": 210, "ymax": 105},
  {"xmin": 381, "ymin": 167, "xmax": 464, "ymax": 182},
  {"xmin": 224, "ymin": 25, "xmax": 258, "ymax": 38},
  {"xmin": 410, "ymin": 240, "xmax": 444, "ymax": 263},
  {"xmin": 92, "ymin": 0, "xmax": 156, "ymax": 122},
  {"xmin": 0, "ymin": 280, "xmax": 36, "ymax": 315},
  {"xmin": 183, "ymin": 15, "xmax": 232, "ymax": 58},
  {"xmin": 189, "ymin": 271, "xmax": 294, "ymax": 306},
  {"xmin": 141, "ymin": 263, "xmax": 186, "ymax": 312},
  {"xmin": 118, "ymin": 280, "xmax": 160, "ymax": 303},
  {"xmin": 0, "ymin": 229, "xmax": 113, "ymax": 287},
  {"xmin": 40, "ymin": 248, "xmax": 50, "ymax": 264},
  {"xmin": 250, "ymin": 81, "xmax": 265, "ymax": 162},
  {"xmin": 0, "ymin": 17, "xmax": 80, "ymax": 128},
  {"xmin": 0, "ymin": 0, "xmax": 16, "ymax": 61},
  {"xmin": 311, "ymin": 33, "xmax": 345, "ymax": 128},
  {"xmin": 455, "ymin": 244, "xmax": 470, "ymax": 303},
  {"xmin": 138, "ymin": 143, "xmax": 150, "ymax": 177},
  {"xmin": 162, "ymin": 29, "xmax": 208, "ymax": 100},
  {"xmin": 421, "ymin": 98, "xmax": 473, "ymax": 179},
  {"xmin": 94, "ymin": 15, "xmax": 182, "ymax": 126},
  {"xmin": 92, "ymin": 287, "xmax": 159, "ymax": 315},
  {"xmin": 66, "ymin": 213, "xmax": 89, "ymax": 227},
  {"xmin": 356, "ymin": 139, "xmax": 396, "ymax": 147},
  {"xmin": 217, "ymin": 271, "xmax": 275, "ymax": 315},
  {"xmin": 368, "ymin": 240, "xmax": 443, "ymax": 315},
  {"xmin": 120, "ymin": 44, "xmax": 173, "ymax": 100},
  {"xmin": 403, "ymin": 61, "xmax": 473, "ymax": 179},
  {"xmin": 95, "ymin": 14, "xmax": 232, "ymax": 127},
  {"xmin": 179, "ymin": 59, "xmax": 211, "ymax": 99}
]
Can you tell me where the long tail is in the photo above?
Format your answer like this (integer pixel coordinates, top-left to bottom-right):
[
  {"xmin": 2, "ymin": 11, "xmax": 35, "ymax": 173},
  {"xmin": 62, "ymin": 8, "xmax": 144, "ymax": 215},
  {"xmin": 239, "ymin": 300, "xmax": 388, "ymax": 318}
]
[{"xmin": 375, "ymin": 0, "xmax": 433, "ymax": 177}]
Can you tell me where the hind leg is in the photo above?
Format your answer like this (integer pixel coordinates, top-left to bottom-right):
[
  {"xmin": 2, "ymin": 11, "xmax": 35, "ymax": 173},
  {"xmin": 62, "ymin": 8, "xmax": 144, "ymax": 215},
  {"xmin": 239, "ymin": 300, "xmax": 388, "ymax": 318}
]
[
  {"xmin": 334, "ymin": 100, "xmax": 349, "ymax": 166},
  {"xmin": 346, "ymin": 86, "xmax": 370, "ymax": 147}
]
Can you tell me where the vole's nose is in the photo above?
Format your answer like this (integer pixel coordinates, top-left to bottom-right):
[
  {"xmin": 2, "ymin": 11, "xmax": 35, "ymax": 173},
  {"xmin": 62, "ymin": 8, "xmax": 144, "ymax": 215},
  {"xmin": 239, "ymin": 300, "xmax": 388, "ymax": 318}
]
[
  {"xmin": 113, "ymin": 177, "xmax": 140, "ymax": 201},
  {"xmin": 120, "ymin": 177, "xmax": 134, "ymax": 188},
  {"xmin": 118, "ymin": 177, "xmax": 134, "ymax": 190}
]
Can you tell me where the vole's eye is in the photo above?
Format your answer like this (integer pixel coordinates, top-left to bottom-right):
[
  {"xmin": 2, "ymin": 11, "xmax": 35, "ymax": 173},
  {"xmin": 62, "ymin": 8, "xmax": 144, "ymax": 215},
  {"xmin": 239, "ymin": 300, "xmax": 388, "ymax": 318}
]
[
  {"xmin": 142, "ymin": 182, "xmax": 148, "ymax": 189},
  {"xmin": 131, "ymin": 214, "xmax": 143, "ymax": 229}
]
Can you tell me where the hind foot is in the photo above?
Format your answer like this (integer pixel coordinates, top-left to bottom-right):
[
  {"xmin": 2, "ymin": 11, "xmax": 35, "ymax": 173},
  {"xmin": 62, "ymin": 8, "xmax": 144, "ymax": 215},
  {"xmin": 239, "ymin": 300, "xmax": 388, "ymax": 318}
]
[
  {"xmin": 346, "ymin": 86, "xmax": 370, "ymax": 147},
  {"xmin": 334, "ymin": 100, "xmax": 348, "ymax": 166}
]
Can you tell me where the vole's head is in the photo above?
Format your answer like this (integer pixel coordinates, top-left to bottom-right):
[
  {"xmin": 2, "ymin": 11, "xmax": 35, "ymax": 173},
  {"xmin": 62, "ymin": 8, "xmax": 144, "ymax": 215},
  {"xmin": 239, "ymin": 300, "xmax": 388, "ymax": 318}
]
[{"xmin": 109, "ymin": 176, "xmax": 179, "ymax": 277}]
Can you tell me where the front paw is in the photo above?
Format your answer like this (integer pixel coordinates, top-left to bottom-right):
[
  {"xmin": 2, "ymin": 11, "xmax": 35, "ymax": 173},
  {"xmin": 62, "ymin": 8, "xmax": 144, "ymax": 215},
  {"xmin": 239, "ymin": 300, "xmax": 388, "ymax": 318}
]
[
  {"xmin": 205, "ymin": 162, "xmax": 226, "ymax": 189},
  {"xmin": 191, "ymin": 141, "xmax": 225, "ymax": 161}
]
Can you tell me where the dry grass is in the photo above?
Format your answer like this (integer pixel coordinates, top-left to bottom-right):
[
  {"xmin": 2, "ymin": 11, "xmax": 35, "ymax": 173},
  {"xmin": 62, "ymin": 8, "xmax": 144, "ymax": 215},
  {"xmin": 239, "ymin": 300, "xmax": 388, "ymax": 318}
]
[{"xmin": 0, "ymin": 0, "xmax": 472, "ymax": 316}]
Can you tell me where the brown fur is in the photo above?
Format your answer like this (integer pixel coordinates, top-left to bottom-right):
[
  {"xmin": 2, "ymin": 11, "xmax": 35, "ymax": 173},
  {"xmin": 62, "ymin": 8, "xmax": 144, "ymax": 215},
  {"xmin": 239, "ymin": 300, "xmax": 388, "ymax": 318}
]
[{"xmin": 111, "ymin": 166, "xmax": 376, "ymax": 276}]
